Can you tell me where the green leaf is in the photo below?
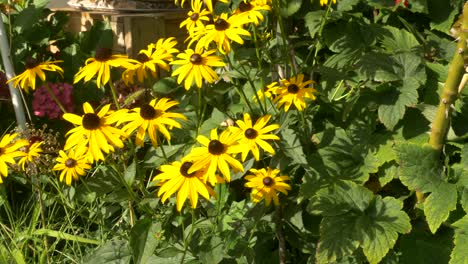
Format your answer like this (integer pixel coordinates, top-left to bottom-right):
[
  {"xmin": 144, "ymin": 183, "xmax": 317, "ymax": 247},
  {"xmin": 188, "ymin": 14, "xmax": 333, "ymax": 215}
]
[
  {"xmin": 450, "ymin": 215, "xmax": 468, "ymax": 264},
  {"xmin": 424, "ymin": 182, "xmax": 458, "ymax": 234},
  {"xmin": 461, "ymin": 144, "xmax": 468, "ymax": 170},
  {"xmin": 357, "ymin": 197, "xmax": 412, "ymax": 264},
  {"xmin": 380, "ymin": 26, "xmax": 420, "ymax": 52},
  {"xmin": 83, "ymin": 240, "xmax": 131, "ymax": 264},
  {"xmin": 32, "ymin": 229, "xmax": 100, "ymax": 245},
  {"xmin": 324, "ymin": 21, "xmax": 379, "ymax": 53},
  {"xmin": 337, "ymin": 0, "xmax": 360, "ymax": 11},
  {"xmin": 33, "ymin": 0, "xmax": 49, "ymax": 8},
  {"xmin": 124, "ymin": 160, "xmax": 136, "ymax": 186},
  {"xmin": 395, "ymin": 143, "xmax": 443, "ymax": 192},
  {"xmin": 279, "ymin": 127, "xmax": 308, "ymax": 165},
  {"xmin": 130, "ymin": 219, "xmax": 161, "ymax": 264},
  {"xmin": 152, "ymin": 77, "xmax": 179, "ymax": 94},
  {"xmin": 410, "ymin": 0, "xmax": 429, "ymax": 13},
  {"xmin": 427, "ymin": 0, "xmax": 458, "ymax": 32},
  {"xmin": 199, "ymin": 236, "xmax": 225, "ymax": 264},
  {"xmin": 461, "ymin": 188, "xmax": 468, "ymax": 213},
  {"xmin": 304, "ymin": 11, "xmax": 325, "ymax": 38},
  {"xmin": 279, "ymin": 0, "xmax": 302, "ymax": 17}
]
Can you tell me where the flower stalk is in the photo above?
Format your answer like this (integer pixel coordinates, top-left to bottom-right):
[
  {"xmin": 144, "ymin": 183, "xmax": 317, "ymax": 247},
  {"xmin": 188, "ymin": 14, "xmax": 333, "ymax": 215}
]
[{"xmin": 429, "ymin": 2, "xmax": 468, "ymax": 151}]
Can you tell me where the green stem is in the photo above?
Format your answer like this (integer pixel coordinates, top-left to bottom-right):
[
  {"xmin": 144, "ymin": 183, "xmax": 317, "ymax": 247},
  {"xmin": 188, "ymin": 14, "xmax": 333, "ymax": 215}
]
[
  {"xmin": 108, "ymin": 77, "xmax": 120, "ymax": 110},
  {"xmin": 225, "ymin": 55, "xmax": 255, "ymax": 114},
  {"xmin": 238, "ymin": 62, "xmax": 267, "ymax": 115},
  {"xmin": 429, "ymin": 2, "xmax": 468, "ymax": 151},
  {"xmin": 274, "ymin": 0, "xmax": 297, "ymax": 77},
  {"xmin": 310, "ymin": 4, "xmax": 332, "ymax": 70},
  {"xmin": 43, "ymin": 82, "xmax": 67, "ymax": 114},
  {"xmin": 275, "ymin": 205, "xmax": 286, "ymax": 264},
  {"xmin": 180, "ymin": 209, "xmax": 195, "ymax": 264}
]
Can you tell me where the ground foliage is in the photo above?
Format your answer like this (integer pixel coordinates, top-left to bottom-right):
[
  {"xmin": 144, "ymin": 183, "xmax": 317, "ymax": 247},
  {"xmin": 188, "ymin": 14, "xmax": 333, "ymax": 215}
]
[{"xmin": 0, "ymin": 0, "xmax": 467, "ymax": 263}]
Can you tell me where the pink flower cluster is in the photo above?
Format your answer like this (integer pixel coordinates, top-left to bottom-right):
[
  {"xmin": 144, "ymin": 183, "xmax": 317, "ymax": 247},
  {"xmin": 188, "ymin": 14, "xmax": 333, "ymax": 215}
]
[{"xmin": 33, "ymin": 82, "xmax": 74, "ymax": 119}]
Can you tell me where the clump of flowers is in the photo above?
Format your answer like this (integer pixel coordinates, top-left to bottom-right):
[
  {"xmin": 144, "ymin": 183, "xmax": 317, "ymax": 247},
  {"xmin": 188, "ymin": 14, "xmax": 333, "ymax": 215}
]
[
  {"xmin": 244, "ymin": 168, "xmax": 291, "ymax": 206},
  {"xmin": 33, "ymin": 82, "xmax": 74, "ymax": 119}
]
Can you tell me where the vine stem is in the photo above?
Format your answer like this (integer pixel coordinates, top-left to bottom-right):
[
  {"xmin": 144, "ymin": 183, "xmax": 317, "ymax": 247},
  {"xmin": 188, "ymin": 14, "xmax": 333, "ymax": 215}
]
[
  {"xmin": 275, "ymin": 205, "xmax": 286, "ymax": 264},
  {"xmin": 108, "ymin": 77, "xmax": 120, "ymax": 110},
  {"xmin": 428, "ymin": 2, "xmax": 468, "ymax": 151}
]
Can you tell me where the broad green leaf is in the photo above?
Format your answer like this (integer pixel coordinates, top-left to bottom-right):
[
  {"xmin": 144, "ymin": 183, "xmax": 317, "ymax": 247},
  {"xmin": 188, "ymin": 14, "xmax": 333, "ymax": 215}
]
[
  {"xmin": 395, "ymin": 143, "xmax": 443, "ymax": 192},
  {"xmin": 124, "ymin": 160, "xmax": 136, "ymax": 186},
  {"xmin": 33, "ymin": 0, "xmax": 49, "ymax": 8},
  {"xmin": 427, "ymin": 0, "xmax": 458, "ymax": 32},
  {"xmin": 279, "ymin": 127, "xmax": 308, "ymax": 165},
  {"xmin": 424, "ymin": 182, "xmax": 458, "ymax": 234},
  {"xmin": 450, "ymin": 215, "xmax": 468, "ymax": 264},
  {"xmin": 279, "ymin": 0, "xmax": 302, "ymax": 17},
  {"xmin": 199, "ymin": 236, "xmax": 225, "ymax": 264},
  {"xmin": 130, "ymin": 219, "xmax": 161, "ymax": 264},
  {"xmin": 357, "ymin": 197, "xmax": 411, "ymax": 264},
  {"xmin": 304, "ymin": 11, "xmax": 325, "ymax": 38},
  {"xmin": 337, "ymin": 0, "xmax": 360, "ymax": 11},
  {"xmin": 461, "ymin": 188, "xmax": 468, "ymax": 213},
  {"xmin": 324, "ymin": 21, "xmax": 379, "ymax": 53},
  {"xmin": 461, "ymin": 144, "xmax": 468, "ymax": 170},
  {"xmin": 152, "ymin": 77, "xmax": 179, "ymax": 94},
  {"xmin": 410, "ymin": 0, "xmax": 429, "ymax": 13},
  {"xmin": 380, "ymin": 26, "xmax": 420, "ymax": 52},
  {"xmin": 83, "ymin": 240, "xmax": 131, "ymax": 264}
]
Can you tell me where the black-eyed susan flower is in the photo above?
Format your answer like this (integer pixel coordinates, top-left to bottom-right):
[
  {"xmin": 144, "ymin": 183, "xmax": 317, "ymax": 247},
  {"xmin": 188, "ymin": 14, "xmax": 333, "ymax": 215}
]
[
  {"xmin": 171, "ymin": 48, "xmax": 225, "ymax": 90},
  {"xmin": 253, "ymin": 81, "xmax": 280, "ymax": 102},
  {"xmin": 196, "ymin": 13, "xmax": 251, "ymax": 54},
  {"xmin": 149, "ymin": 37, "xmax": 179, "ymax": 62},
  {"xmin": 230, "ymin": 113, "xmax": 279, "ymax": 161},
  {"xmin": 188, "ymin": 128, "xmax": 243, "ymax": 184},
  {"xmin": 7, "ymin": 57, "xmax": 63, "ymax": 93},
  {"xmin": 63, "ymin": 102, "xmax": 128, "ymax": 162},
  {"xmin": 234, "ymin": 0, "xmax": 271, "ymax": 25},
  {"xmin": 123, "ymin": 45, "xmax": 171, "ymax": 85},
  {"xmin": 154, "ymin": 160, "xmax": 215, "ymax": 211},
  {"xmin": 121, "ymin": 98, "xmax": 187, "ymax": 148},
  {"xmin": 244, "ymin": 168, "xmax": 291, "ymax": 206},
  {"xmin": 320, "ymin": 0, "xmax": 336, "ymax": 6},
  {"xmin": 18, "ymin": 141, "xmax": 43, "ymax": 171},
  {"xmin": 74, "ymin": 47, "xmax": 137, "ymax": 88},
  {"xmin": 53, "ymin": 146, "xmax": 92, "ymax": 185},
  {"xmin": 180, "ymin": 0, "xmax": 211, "ymax": 34},
  {"xmin": 273, "ymin": 74, "xmax": 318, "ymax": 112},
  {"xmin": 0, "ymin": 133, "xmax": 28, "ymax": 182}
]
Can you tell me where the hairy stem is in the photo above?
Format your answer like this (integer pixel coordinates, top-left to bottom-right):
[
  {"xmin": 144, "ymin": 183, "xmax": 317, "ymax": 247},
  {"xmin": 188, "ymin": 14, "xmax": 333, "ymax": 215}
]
[{"xmin": 429, "ymin": 3, "xmax": 468, "ymax": 151}]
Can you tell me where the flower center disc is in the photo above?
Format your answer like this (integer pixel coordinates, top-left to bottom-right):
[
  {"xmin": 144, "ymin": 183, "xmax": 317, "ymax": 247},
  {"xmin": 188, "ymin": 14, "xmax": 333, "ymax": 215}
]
[
  {"xmin": 190, "ymin": 54, "xmax": 203, "ymax": 65},
  {"xmin": 180, "ymin": 162, "xmax": 196, "ymax": 177},
  {"xmin": 263, "ymin": 176, "xmax": 273, "ymax": 186},
  {"xmin": 136, "ymin": 53, "xmax": 150, "ymax": 63},
  {"xmin": 25, "ymin": 57, "xmax": 39, "ymax": 69},
  {"xmin": 239, "ymin": 2, "xmax": 253, "ymax": 12},
  {"xmin": 244, "ymin": 128, "xmax": 258, "ymax": 139},
  {"xmin": 94, "ymin": 47, "xmax": 112, "ymax": 61},
  {"xmin": 208, "ymin": 139, "xmax": 225, "ymax": 155},
  {"xmin": 82, "ymin": 113, "xmax": 101, "ymax": 130},
  {"xmin": 0, "ymin": 147, "xmax": 4, "ymax": 155},
  {"xmin": 65, "ymin": 158, "xmax": 77, "ymax": 168},
  {"xmin": 214, "ymin": 18, "xmax": 230, "ymax": 31},
  {"xmin": 140, "ymin": 104, "xmax": 162, "ymax": 120},
  {"xmin": 190, "ymin": 13, "xmax": 199, "ymax": 21},
  {"xmin": 287, "ymin": 84, "xmax": 300, "ymax": 94}
]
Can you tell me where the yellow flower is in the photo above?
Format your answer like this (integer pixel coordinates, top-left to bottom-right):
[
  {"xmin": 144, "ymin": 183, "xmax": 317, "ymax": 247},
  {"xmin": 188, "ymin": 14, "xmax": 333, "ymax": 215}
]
[
  {"xmin": 195, "ymin": 13, "xmax": 251, "ymax": 54},
  {"xmin": 253, "ymin": 81, "xmax": 280, "ymax": 102},
  {"xmin": 154, "ymin": 160, "xmax": 215, "ymax": 211},
  {"xmin": 234, "ymin": 0, "xmax": 271, "ymax": 25},
  {"xmin": 122, "ymin": 44, "xmax": 174, "ymax": 85},
  {"xmin": 121, "ymin": 98, "xmax": 187, "ymax": 148},
  {"xmin": 18, "ymin": 141, "xmax": 43, "ymax": 171},
  {"xmin": 171, "ymin": 48, "xmax": 225, "ymax": 90},
  {"xmin": 148, "ymin": 37, "xmax": 179, "ymax": 63},
  {"xmin": 244, "ymin": 168, "xmax": 291, "ymax": 206},
  {"xmin": 0, "ymin": 133, "xmax": 28, "ymax": 182},
  {"xmin": 205, "ymin": 0, "xmax": 230, "ymax": 13},
  {"xmin": 63, "ymin": 102, "xmax": 128, "ymax": 162},
  {"xmin": 273, "ymin": 74, "xmax": 318, "ymax": 112},
  {"xmin": 180, "ymin": 0, "xmax": 211, "ymax": 35},
  {"xmin": 74, "ymin": 47, "xmax": 137, "ymax": 88},
  {"xmin": 230, "ymin": 113, "xmax": 279, "ymax": 161},
  {"xmin": 53, "ymin": 147, "xmax": 92, "ymax": 186},
  {"xmin": 188, "ymin": 128, "xmax": 243, "ymax": 185},
  {"xmin": 7, "ymin": 57, "xmax": 63, "ymax": 93},
  {"xmin": 320, "ymin": 0, "xmax": 336, "ymax": 6}
]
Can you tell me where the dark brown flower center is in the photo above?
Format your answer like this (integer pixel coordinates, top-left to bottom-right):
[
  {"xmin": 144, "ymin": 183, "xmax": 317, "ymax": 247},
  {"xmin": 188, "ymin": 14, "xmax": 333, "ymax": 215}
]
[
  {"xmin": 263, "ymin": 176, "xmax": 273, "ymax": 186},
  {"xmin": 29, "ymin": 136, "xmax": 43, "ymax": 145},
  {"xmin": 208, "ymin": 139, "xmax": 225, "ymax": 155},
  {"xmin": 180, "ymin": 162, "xmax": 196, "ymax": 177},
  {"xmin": 190, "ymin": 12, "xmax": 199, "ymax": 21},
  {"xmin": 140, "ymin": 104, "xmax": 162, "ymax": 120},
  {"xmin": 239, "ymin": 2, "xmax": 253, "ymax": 12},
  {"xmin": 136, "ymin": 53, "xmax": 150, "ymax": 63},
  {"xmin": 82, "ymin": 113, "xmax": 101, "ymax": 130},
  {"xmin": 25, "ymin": 57, "xmax": 39, "ymax": 69},
  {"xmin": 244, "ymin": 128, "xmax": 258, "ymax": 139},
  {"xmin": 287, "ymin": 84, "xmax": 299, "ymax": 94},
  {"xmin": 214, "ymin": 18, "xmax": 230, "ymax": 31},
  {"xmin": 94, "ymin": 47, "xmax": 112, "ymax": 61},
  {"xmin": 0, "ymin": 147, "xmax": 4, "ymax": 155},
  {"xmin": 65, "ymin": 158, "xmax": 77, "ymax": 168},
  {"xmin": 190, "ymin": 53, "xmax": 203, "ymax": 65}
]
